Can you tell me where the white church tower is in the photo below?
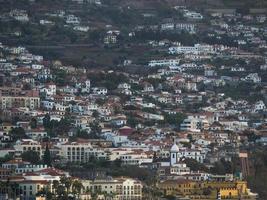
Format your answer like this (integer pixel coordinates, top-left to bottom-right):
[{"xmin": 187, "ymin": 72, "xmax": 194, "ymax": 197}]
[{"xmin": 170, "ymin": 143, "xmax": 180, "ymax": 166}]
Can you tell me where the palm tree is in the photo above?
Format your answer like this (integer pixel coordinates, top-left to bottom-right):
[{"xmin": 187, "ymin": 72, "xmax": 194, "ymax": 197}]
[
  {"xmin": 5, "ymin": 179, "xmax": 11, "ymax": 199},
  {"xmin": 72, "ymin": 180, "xmax": 84, "ymax": 199},
  {"xmin": 52, "ymin": 180, "xmax": 63, "ymax": 199},
  {"xmin": 36, "ymin": 185, "xmax": 54, "ymax": 200},
  {"xmin": 0, "ymin": 181, "xmax": 7, "ymax": 197},
  {"xmin": 60, "ymin": 176, "xmax": 73, "ymax": 197},
  {"xmin": 10, "ymin": 182, "xmax": 19, "ymax": 200},
  {"xmin": 0, "ymin": 181, "xmax": 4, "ymax": 193}
]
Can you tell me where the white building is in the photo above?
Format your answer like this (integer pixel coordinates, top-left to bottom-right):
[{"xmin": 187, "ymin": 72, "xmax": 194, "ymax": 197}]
[
  {"xmin": 120, "ymin": 152, "xmax": 153, "ymax": 166},
  {"xmin": 40, "ymin": 83, "xmax": 56, "ymax": 97},
  {"xmin": 169, "ymin": 44, "xmax": 214, "ymax": 55},
  {"xmin": 184, "ymin": 11, "xmax": 203, "ymax": 20},
  {"xmin": 253, "ymin": 100, "xmax": 266, "ymax": 112},
  {"xmin": 92, "ymin": 87, "xmax": 108, "ymax": 95},
  {"xmin": 73, "ymin": 26, "xmax": 90, "ymax": 32},
  {"xmin": 26, "ymin": 129, "xmax": 47, "ymax": 140},
  {"xmin": 176, "ymin": 23, "xmax": 196, "ymax": 33},
  {"xmin": 60, "ymin": 142, "xmax": 93, "ymax": 162},
  {"xmin": 82, "ymin": 177, "xmax": 142, "ymax": 200},
  {"xmin": 148, "ymin": 59, "xmax": 180, "ymax": 67},
  {"xmin": 180, "ymin": 118, "xmax": 208, "ymax": 132},
  {"xmin": 170, "ymin": 143, "xmax": 205, "ymax": 164},
  {"xmin": 242, "ymin": 73, "xmax": 261, "ymax": 83},
  {"xmin": 118, "ymin": 83, "xmax": 131, "ymax": 90},
  {"xmin": 170, "ymin": 162, "xmax": 190, "ymax": 175},
  {"xmin": 66, "ymin": 15, "xmax": 80, "ymax": 24}
]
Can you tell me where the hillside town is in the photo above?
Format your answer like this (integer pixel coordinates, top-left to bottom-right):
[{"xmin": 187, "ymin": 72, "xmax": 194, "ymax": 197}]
[{"xmin": 0, "ymin": 0, "xmax": 267, "ymax": 200}]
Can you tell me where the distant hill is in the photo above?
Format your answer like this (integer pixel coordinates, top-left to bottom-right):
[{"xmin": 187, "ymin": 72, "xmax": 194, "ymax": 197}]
[{"xmin": 113, "ymin": 0, "xmax": 267, "ymax": 9}]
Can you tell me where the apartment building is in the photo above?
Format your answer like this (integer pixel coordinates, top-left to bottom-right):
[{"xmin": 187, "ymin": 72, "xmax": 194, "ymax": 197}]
[
  {"xmin": 0, "ymin": 88, "xmax": 40, "ymax": 110},
  {"xmin": 148, "ymin": 58, "xmax": 180, "ymax": 67},
  {"xmin": 169, "ymin": 44, "xmax": 214, "ymax": 55},
  {"xmin": 14, "ymin": 139, "xmax": 43, "ymax": 156},
  {"xmin": 60, "ymin": 141, "xmax": 93, "ymax": 162},
  {"xmin": 82, "ymin": 177, "xmax": 143, "ymax": 200},
  {"xmin": 120, "ymin": 151, "xmax": 153, "ymax": 166}
]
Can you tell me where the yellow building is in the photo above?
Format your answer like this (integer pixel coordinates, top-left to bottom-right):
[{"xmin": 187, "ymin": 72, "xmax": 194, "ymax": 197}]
[
  {"xmin": 0, "ymin": 88, "xmax": 40, "ymax": 110},
  {"xmin": 158, "ymin": 179, "xmax": 257, "ymax": 200},
  {"xmin": 0, "ymin": 122, "xmax": 17, "ymax": 132},
  {"xmin": 158, "ymin": 179, "xmax": 202, "ymax": 196}
]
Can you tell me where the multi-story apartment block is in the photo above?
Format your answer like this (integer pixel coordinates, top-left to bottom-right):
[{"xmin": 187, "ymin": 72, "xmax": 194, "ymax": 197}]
[
  {"xmin": 0, "ymin": 88, "xmax": 40, "ymax": 110},
  {"xmin": 14, "ymin": 139, "xmax": 42, "ymax": 156},
  {"xmin": 82, "ymin": 177, "xmax": 143, "ymax": 200},
  {"xmin": 120, "ymin": 151, "xmax": 153, "ymax": 166},
  {"xmin": 60, "ymin": 142, "xmax": 93, "ymax": 162},
  {"xmin": 2, "ymin": 159, "xmax": 47, "ymax": 174}
]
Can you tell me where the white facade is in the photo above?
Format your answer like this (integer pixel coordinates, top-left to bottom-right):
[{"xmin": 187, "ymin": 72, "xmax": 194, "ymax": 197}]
[
  {"xmin": 60, "ymin": 142, "xmax": 93, "ymax": 162},
  {"xmin": 170, "ymin": 143, "xmax": 205, "ymax": 164},
  {"xmin": 184, "ymin": 11, "xmax": 203, "ymax": 20},
  {"xmin": 120, "ymin": 153, "xmax": 153, "ymax": 166},
  {"xmin": 92, "ymin": 87, "xmax": 108, "ymax": 95},
  {"xmin": 176, "ymin": 23, "xmax": 196, "ymax": 33},
  {"xmin": 148, "ymin": 59, "xmax": 180, "ymax": 67},
  {"xmin": 169, "ymin": 44, "xmax": 214, "ymax": 55}
]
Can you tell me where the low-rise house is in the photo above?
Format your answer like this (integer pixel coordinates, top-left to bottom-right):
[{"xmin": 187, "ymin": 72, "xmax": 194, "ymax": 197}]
[
  {"xmin": 92, "ymin": 87, "xmax": 108, "ymax": 95},
  {"xmin": 14, "ymin": 139, "xmax": 42, "ymax": 157},
  {"xmin": 242, "ymin": 73, "xmax": 261, "ymax": 83},
  {"xmin": 120, "ymin": 150, "xmax": 153, "ymax": 166},
  {"xmin": 25, "ymin": 128, "xmax": 47, "ymax": 140},
  {"xmin": 148, "ymin": 58, "xmax": 180, "ymax": 67},
  {"xmin": 169, "ymin": 44, "xmax": 214, "ymax": 55},
  {"xmin": 183, "ymin": 11, "xmax": 203, "ymax": 20}
]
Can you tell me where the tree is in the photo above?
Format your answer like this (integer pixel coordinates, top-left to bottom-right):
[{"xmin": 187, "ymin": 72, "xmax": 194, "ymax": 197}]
[
  {"xmin": 203, "ymin": 187, "xmax": 212, "ymax": 195},
  {"xmin": 21, "ymin": 150, "xmax": 40, "ymax": 164},
  {"xmin": 164, "ymin": 113, "xmax": 186, "ymax": 126},
  {"xmin": 210, "ymin": 160, "xmax": 226, "ymax": 175},
  {"xmin": 43, "ymin": 114, "xmax": 51, "ymax": 129},
  {"xmin": 89, "ymin": 122, "xmax": 101, "ymax": 138},
  {"xmin": 30, "ymin": 118, "xmax": 37, "ymax": 129},
  {"xmin": 54, "ymin": 69, "xmax": 67, "ymax": 86},
  {"xmin": 43, "ymin": 144, "xmax": 52, "ymax": 167},
  {"xmin": 76, "ymin": 129, "xmax": 90, "ymax": 139},
  {"xmin": 187, "ymin": 134, "xmax": 193, "ymax": 143},
  {"xmin": 184, "ymin": 158, "xmax": 209, "ymax": 172},
  {"xmin": 59, "ymin": 176, "xmax": 73, "ymax": 198},
  {"xmin": 9, "ymin": 127, "xmax": 27, "ymax": 141},
  {"xmin": 36, "ymin": 187, "xmax": 53, "ymax": 199},
  {"xmin": 127, "ymin": 115, "xmax": 138, "ymax": 128},
  {"xmin": 92, "ymin": 111, "xmax": 99, "ymax": 119},
  {"xmin": 9, "ymin": 182, "xmax": 19, "ymax": 200},
  {"xmin": 0, "ymin": 154, "xmax": 13, "ymax": 165},
  {"xmin": 72, "ymin": 180, "xmax": 84, "ymax": 199},
  {"xmin": 114, "ymin": 158, "xmax": 122, "ymax": 168}
]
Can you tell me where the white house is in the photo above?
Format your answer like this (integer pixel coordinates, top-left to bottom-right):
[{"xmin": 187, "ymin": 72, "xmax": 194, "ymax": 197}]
[
  {"xmin": 148, "ymin": 59, "xmax": 180, "ymax": 67},
  {"xmin": 253, "ymin": 100, "xmax": 266, "ymax": 112},
  {"xmin": 242, "ymin": 73, "xmax": 261, "ymax": 83},
  {"xmin": 183, "ymin": 11, "xmax": 203, "ymax": 20},
  {"xmin": 170, "ymin": 143, "xmax": 206, "ymax": 164},
  {"xmin": 118, "ymin": 83, "xmax": 131, "ymax": 90},
  {"xmin": 169, "ymin": 44, "xmax": 214, "ymax": 55},
  {"xmin": 92, "ymin": 87, "xmax": 108, "ymax": 95}
]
